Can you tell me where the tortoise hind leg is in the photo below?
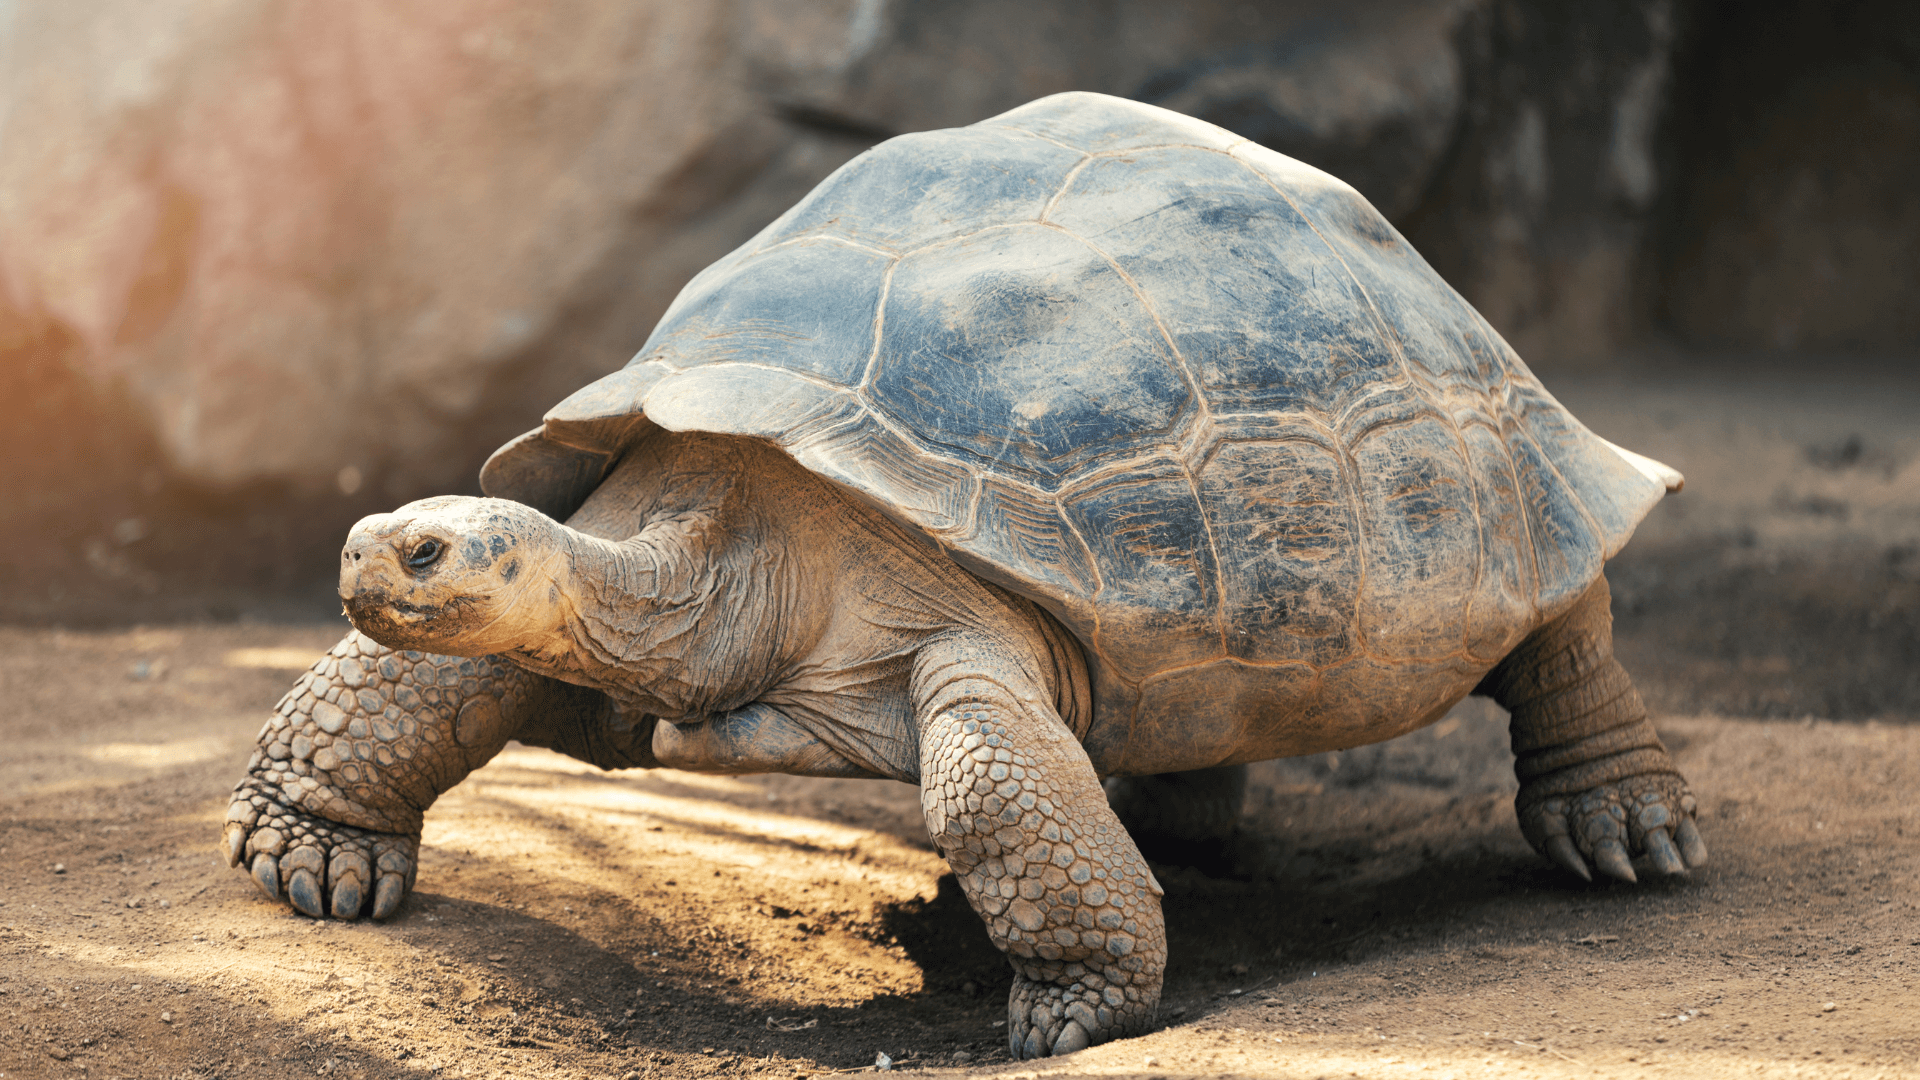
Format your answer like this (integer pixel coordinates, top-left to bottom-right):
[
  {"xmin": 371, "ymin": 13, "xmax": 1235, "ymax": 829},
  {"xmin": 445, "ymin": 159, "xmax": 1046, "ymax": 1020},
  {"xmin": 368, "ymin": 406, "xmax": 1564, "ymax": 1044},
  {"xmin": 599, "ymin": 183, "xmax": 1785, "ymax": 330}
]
[
  {"xmin": 1104, "ymin": 765, "xmax": 1247, "ymax": 872},
  {"xmin": 1477, "ymin": 572, "xmax": 1708, "ymax": 882}
]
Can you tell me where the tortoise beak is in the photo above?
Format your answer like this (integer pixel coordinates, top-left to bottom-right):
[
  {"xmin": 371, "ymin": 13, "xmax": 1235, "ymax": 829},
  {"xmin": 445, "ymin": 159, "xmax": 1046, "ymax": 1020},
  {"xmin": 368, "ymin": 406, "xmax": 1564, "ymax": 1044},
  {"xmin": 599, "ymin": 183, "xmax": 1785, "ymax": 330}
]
[{"xmin": 339, "ymin": 516, "xmax": 436, "ymax": 643}]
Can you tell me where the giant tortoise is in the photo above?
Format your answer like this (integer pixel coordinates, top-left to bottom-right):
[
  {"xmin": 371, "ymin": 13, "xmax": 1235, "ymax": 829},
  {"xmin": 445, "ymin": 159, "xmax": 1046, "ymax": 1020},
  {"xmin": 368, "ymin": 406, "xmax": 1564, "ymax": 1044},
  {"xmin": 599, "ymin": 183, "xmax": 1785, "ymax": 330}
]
[{"xmin": 223, "ymin": 91, "xmax": 1704, "ymax": 1059}]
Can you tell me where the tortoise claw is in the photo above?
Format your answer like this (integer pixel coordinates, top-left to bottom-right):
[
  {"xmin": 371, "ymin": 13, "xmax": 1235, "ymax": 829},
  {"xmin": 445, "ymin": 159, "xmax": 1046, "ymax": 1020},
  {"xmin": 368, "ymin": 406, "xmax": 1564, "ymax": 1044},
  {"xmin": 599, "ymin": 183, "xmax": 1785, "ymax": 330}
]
[
  {"xmin": 288, "ymin": 867, "xmax": 326, "ymax": 918},
  {"xmin": 1546, "ymin": 834, "xmax": 1592, "ymax": 881},
  {"xmin": 330, "ymin": 849, "xmax": 372, "ymax": 919},
  {"xmin": 1053, "ymin": 1020, "xmax": 1092, "ymax": 1055},
  {"xmin": 1675, "ymin": 815, "xmax": 1709, "ymax": 866},
  {"xmin": 1644, "ymin": 828, "xmax": 1687, "ymax": 875},
  {"xmin": 225, "ymin": 781, "xmax": 420, "ymax": 920},
  {"xmin": 250, "ymin": 852, "xmax": 281, "ymax": 902},
  {"xmin": 1520, "ymin": 775, "xmax": 1706, "ymax": 887},
  {"xmin": 223, "ymin": 822, "xmax": 248, "ymax": 868},
  {"xmin": 1592, "ymin": 837, "xmax": 1637, "ymax": 883},
  {"xmin": 372, "ymin": 875, "xmax": 407, "ymax": 921}
]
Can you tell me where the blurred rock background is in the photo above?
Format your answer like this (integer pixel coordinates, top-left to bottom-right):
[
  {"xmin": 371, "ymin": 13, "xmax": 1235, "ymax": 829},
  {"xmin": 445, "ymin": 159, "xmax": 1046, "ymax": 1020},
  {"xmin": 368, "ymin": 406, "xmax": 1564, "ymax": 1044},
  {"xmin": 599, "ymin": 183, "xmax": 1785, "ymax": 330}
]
[{"xmin": 4, "ymin": 0, "xmax": 1917, "ymax": 680}]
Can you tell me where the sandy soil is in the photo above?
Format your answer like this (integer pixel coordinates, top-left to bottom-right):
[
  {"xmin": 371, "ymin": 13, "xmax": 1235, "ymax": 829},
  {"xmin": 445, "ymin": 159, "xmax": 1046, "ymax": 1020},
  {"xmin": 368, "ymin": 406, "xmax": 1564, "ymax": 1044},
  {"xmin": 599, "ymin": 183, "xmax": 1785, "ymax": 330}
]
[{"xmin": 4, "ymin": 358, "xmax": 1917, "ymax": 1079}]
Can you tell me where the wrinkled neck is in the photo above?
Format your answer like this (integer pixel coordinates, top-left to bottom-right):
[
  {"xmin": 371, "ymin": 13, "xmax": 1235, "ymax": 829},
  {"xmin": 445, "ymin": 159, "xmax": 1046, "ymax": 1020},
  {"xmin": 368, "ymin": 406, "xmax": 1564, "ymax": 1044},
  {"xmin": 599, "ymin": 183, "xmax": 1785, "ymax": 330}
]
[{"xmin": 519, "ymin": 511, "xmax": 811, "ymax": 719}]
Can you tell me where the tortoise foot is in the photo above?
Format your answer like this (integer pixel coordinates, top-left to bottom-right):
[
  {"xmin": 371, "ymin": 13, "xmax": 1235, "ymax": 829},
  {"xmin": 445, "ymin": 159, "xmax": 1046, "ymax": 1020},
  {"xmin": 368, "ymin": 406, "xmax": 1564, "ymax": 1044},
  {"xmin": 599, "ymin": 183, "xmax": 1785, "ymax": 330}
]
[
  {"xmin": 1006, "ymin": 969, "xmax": 1151, "ymax": 1059},
  {"xmin": 224, "ymin": 778, "xmax": 419, "ymax": 920},
  {"xmin": 1521, "ymin": 774, "xmax": 1707, "ymax": 884}
]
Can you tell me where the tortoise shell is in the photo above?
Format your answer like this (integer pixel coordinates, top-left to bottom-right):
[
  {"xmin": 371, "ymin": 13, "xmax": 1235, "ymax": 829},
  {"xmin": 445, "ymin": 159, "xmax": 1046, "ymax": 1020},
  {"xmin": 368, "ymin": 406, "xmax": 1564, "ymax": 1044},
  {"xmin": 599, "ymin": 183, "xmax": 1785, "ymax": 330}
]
[{"xmin": 483, "ymin": 92, "xmax": 1679, "ymax": 771}]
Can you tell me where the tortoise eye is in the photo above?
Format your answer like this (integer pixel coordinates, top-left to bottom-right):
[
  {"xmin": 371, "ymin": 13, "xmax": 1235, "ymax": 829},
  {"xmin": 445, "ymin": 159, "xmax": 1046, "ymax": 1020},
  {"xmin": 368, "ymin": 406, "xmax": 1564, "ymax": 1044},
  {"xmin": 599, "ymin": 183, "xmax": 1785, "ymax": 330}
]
[{"xmin": 406, "ymin": 539, "xmax": 444, "ymax": 570}]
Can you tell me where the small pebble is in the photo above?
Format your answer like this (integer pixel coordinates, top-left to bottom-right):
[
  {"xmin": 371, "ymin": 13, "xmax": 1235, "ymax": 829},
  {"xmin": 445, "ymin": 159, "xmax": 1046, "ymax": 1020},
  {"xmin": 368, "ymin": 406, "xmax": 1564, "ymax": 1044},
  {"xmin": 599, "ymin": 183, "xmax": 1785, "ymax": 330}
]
[
  {"xmin": 1822, "ymin": 1002, "xmax": 1837, "ymax": 1012},
  {"xmin": 951, "ymin": 1051, "xmax": 973, "ymax": 1063},
  {"xmin": 161, "ymin": 1011, "xmax": 174, "ymax": 1023},
  {"xmin": 53, "ymin": 863, "xmax": 66, "ymax": 875},
  {"xmin": 159, "ymin": 899, "xmax": 171, "ymax": 909}
]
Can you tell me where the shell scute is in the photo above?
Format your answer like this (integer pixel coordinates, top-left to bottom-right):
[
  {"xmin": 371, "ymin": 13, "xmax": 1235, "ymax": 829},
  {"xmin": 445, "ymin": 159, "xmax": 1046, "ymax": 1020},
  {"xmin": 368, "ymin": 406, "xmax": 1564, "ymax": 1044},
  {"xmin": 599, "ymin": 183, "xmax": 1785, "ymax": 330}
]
[
  {"xmin": 1046, "ymin": 147, "xmax": 1400, "ymax": 418},
  {"xmin": 1502, "ymin": 415, "xmax": 1606, "ymax": 615},
  {"xmin": 643, "ymin": 365, "xmax": 861, "ymax": 443},
  {"xmin": 1459, "ymin": 422, "xmax": 1539, "ymax": 662},
  {"xmin": 1196, "ymin": 437, "xmax": 1358, "ymax": 667},
  {"xmin": 1505, "ymin": 381, "xmax": 1661, "ymax": 555},
  {"xmin": 1060, "ymin": 459, "xmax": 1221, "ymax": 681},
  {"xmin": 639, "ymin": 240, "xmax": 891, "ymax": 385},
  {"xmin": 954, "ymin": 478, "xmax": 1100, "ymax": 605},
  {"xmin": 871, "ymin": 224, "xmax": 1193, "ymax": 483},
  {"xmin": 1350, "ymin": 414, "xmax": 1482, "ymax": 661},
  {"xmin": 797, "ymin": 412, "xmax": 978, "ymax": 536}
]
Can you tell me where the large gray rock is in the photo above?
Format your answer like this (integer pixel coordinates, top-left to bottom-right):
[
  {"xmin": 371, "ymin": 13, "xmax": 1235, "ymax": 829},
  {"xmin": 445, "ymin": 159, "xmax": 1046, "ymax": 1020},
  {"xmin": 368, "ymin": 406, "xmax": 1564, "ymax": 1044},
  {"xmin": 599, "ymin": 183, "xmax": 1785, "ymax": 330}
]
[
  {"xmin": 0, "ymin": 1, "xmax": 800, "ymax": 495},
  {"xmin": 1396, "ymin": 0, "xmax": 1685, "ymax": 364}
]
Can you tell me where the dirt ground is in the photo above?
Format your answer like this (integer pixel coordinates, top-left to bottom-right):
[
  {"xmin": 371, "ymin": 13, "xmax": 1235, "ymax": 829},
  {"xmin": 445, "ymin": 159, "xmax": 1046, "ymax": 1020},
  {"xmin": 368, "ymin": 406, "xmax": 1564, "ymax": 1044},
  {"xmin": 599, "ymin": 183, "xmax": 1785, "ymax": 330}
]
[{"xmin": 4, "ymin": 357, "xmax": 1918, "ymax": 1080}]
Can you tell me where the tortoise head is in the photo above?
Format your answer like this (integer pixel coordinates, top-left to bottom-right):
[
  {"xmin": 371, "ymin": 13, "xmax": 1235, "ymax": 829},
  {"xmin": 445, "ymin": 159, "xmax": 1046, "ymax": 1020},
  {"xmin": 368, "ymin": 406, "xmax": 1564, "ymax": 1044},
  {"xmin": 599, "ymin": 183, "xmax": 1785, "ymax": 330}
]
[{"xmin": 339, "ymin": 496, "xmax": 563, "ymax": 656}]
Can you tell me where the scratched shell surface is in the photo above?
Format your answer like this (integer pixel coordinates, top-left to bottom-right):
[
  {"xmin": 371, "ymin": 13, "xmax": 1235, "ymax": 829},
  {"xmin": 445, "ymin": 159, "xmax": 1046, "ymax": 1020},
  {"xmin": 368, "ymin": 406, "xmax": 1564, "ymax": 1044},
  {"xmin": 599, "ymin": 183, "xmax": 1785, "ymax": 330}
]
[{"xmin": 483, "ymin": 92, "xmax": 1672, "ymax": 772}]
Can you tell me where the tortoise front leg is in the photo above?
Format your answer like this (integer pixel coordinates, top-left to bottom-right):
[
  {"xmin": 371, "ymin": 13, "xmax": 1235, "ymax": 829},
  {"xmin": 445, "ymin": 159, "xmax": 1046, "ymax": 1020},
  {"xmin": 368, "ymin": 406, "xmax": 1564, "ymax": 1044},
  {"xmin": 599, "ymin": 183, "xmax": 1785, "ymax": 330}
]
[
  {"xmin": 914, "ymin": 636, "xmax": 1165, "ymax": 1058},
  {"xmin": 1479, "ymin": 573, "xmax": 1709, "ymax": 882},
  {"xmin": 223, "ymin": 631, "xmax": 613, "ymax": 919}
]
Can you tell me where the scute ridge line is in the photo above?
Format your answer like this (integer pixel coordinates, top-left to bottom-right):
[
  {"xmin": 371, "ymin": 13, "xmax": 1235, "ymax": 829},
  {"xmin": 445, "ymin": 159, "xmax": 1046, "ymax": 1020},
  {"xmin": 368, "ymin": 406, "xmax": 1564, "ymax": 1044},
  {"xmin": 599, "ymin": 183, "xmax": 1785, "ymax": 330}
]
[
  {"xmin": 655, "ymin": 359, "xmax": 849, "ymax": 395},
  {"xmin": 1490, "ymin": 393, "xmax": 1546, "ymax": 622},
  {"xmin": 1053, "ymin": 493, "xmax": 1108, "ymax": 641},
  {"xmin": 1236, "ymin": 157, "xmax": 1416, "ymax": 383},
  {"xmin": 1033, "ymin": 221, "xmax": 1210, "ymax": 423},
  {"xmin": 1039, "ymin": 154, "xmax": 1096, "ymax": 222},
  {"xmin": 1194, "ymin": 423, "xmax": 1342, "ymax": 474},
  {"xmin": 1330, "ymin": 380, "xmax": 1417, "ymax": 432},
  {"xmin": 896, "ymin": 220, "xmax": 1041, "ymax": 261},
  {"xmin": 984, "ymin": 122, "xmax": 1085, "ymax": 154},
  {"xmin": 1339, "ymin": 407, "xmax": 1449, "ymax": 453},
  {"xmin": 857, "ymin": 257, "xmax": 900, "ymax": 389},
  {"xmin": 1052, "ymin": 452, "xmax": 1186, "ymax": 506},
  {"xmin": 1511, "ymin": 410, "xmax": 1607, "ymax": 610},
  {"xmin": 1334, "ymin": 412, "xmax": 1373, "ymax": 659},
  {"xmin": 1178, "ymin": 463, "xmax": 1232, "ymax": 654},
  {"xmin": 1173, "ymin": 405, "xmax": 1217, "ymax": 475},
  {"xmin": 1134, "ymin": 653, "xmax": 1322, "ymax": 682},
  {"xmin": 756, "ymin": 233, "xmax": 900, "ymax": 259},
  {"xmin": 1083, "ymin": 141, "xmax": 1222, "ymax": 159},
  {"xmin": 1053, "ymin": 493, "xmax": 1128, "ymax": 759},
  {"xmin": 1450, "ymin": 420, "xmax": 1490, "ymax": 662}
]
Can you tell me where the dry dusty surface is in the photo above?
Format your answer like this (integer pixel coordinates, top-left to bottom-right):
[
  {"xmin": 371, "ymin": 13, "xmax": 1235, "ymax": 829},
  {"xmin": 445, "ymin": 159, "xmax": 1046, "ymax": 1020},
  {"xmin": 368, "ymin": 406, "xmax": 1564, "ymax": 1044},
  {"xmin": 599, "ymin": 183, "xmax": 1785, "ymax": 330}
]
[{"xmin": 4, "ymin": 357, "xmax": 1918, "ymax": 1080}]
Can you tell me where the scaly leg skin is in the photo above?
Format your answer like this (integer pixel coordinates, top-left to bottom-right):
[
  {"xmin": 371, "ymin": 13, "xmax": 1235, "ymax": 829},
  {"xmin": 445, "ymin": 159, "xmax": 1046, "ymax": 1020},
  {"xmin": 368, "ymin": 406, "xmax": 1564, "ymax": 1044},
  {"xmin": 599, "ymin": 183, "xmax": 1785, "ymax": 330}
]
[
  {"xmin": 1103, "ymin": 764, "xmax": 1248, "ymax": 871},
  {"xmin": 223, "ymin": 630, "xmax": 620, "ymax": 919},
  {"xmin": 915, "ymin": 638, "xmax": 1165, "ymax": 1059},
  {"xmin": 1479, "ymin": 573, "xmax": 1708, "ymax": 884}
]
